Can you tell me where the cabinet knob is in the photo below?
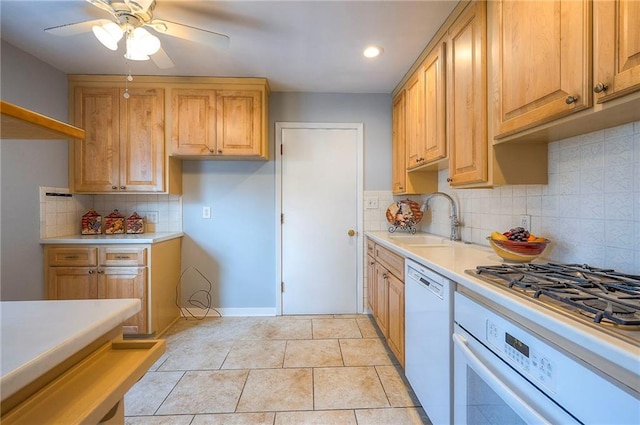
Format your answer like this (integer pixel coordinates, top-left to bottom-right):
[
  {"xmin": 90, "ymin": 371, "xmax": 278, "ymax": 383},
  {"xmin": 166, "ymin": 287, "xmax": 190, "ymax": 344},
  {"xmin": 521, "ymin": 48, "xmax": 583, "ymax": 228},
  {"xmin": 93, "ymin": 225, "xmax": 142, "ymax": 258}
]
[
  {"xmin": 348, "ymin": 229, "xmax": 356, "ymax": 237},
  {"xmin": 382, "ymin": 272, "xmax": 388, "ymax": 280},
  {"xmin": 217, "ymin": 149, "xmax": 223, "ymax": 154},
  {"xmin": 398, "ymin": 186, "xmax": 404, "ymax": 190},
  {"xmin": 565, "ymin": 95, "xmax": 579, "ymax": 104},
  {"xmin": 593, "ymin": 83, "xmax": 608, "ymax": 94},
  {"xmin": 88, "ymin": 270, "xmax": 94, "ymax": 275},
  {"xmin": 111, "ymin": 186, "xmax": 118, "ymax": 190},
  {"xmin": 208, "ymin": 148, "xmax": 214, "ymax": 154},
  {"xmin": 447, "ymin": 177, "xmax": 453, "ymax": 183},
  {"xmin": 119, "ymin": 186, "xmax": 126, "ymax": 190}
]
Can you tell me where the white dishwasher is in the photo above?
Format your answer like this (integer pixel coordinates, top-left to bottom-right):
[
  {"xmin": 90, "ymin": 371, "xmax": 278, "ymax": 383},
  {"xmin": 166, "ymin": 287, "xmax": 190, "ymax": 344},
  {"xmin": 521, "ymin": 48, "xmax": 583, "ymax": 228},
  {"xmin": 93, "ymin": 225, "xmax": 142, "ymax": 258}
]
[{"xmin": 405, "ymin": 258, "xmax": 453, "ymax": 425}]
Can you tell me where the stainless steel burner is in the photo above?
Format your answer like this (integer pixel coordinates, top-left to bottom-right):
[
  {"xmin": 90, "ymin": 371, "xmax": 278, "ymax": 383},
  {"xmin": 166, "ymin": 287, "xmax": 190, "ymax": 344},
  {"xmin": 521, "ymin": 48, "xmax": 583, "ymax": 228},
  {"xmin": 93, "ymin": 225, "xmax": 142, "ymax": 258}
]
[{"xmin": 466, "ymin": 263, "xmax": 640, "ymax": 346}]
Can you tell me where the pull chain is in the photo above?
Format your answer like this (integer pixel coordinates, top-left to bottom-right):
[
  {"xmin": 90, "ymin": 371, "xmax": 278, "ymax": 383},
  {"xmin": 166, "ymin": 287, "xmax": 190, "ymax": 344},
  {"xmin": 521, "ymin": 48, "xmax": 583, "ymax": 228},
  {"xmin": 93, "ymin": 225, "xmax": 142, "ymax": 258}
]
[{"xmin": 124, "ymin": 57, "xmax": 133, "ymax": 99}]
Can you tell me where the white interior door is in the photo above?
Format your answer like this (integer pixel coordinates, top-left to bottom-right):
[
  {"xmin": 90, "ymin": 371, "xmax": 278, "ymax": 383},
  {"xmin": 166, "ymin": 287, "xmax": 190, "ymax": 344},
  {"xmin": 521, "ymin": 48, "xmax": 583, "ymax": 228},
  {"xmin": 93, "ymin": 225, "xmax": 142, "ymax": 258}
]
[{"xmin": 276, "ymin": 123, "xmax": 363, "ymax": 315}]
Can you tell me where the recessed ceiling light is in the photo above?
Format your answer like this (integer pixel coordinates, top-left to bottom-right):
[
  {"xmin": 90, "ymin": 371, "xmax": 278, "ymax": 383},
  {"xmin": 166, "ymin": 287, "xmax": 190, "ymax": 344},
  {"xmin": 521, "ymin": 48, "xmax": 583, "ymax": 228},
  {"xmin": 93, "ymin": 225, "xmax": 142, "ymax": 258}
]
[{"xmin": 363, "ymin": 46, "xmax": 383, "ymax": 58}]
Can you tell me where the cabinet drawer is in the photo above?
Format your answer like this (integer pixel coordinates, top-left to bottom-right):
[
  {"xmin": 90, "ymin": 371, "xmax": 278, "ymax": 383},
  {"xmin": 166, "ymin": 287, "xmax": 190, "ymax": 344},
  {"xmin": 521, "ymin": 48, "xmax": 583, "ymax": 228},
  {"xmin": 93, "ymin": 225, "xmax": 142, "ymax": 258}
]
[
  {"xmin": 366, "ymin": 238, "xmax": 376, "ymax": 256},
  {"xmin": 47, "ymin": 247, "xmax": 97, "ymax": 267},
  {"xmin": 374, "ymin": 244, "xmax": 405, "ymax": 281},
  {"xmin": 99, "ymin": 248, "xmax": 147, "ymax": 266}
]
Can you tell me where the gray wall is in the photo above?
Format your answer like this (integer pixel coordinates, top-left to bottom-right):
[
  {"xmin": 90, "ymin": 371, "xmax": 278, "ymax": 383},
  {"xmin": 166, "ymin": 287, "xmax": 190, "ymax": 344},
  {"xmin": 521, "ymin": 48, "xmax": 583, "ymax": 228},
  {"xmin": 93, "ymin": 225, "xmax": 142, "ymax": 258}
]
[
  {"xmin": 1, "ymin": 41, "xmax": 69, "ymax": 300},
  {"xmin": 180, "ymin": 92, "xmax": 392, "ymax": 309}
]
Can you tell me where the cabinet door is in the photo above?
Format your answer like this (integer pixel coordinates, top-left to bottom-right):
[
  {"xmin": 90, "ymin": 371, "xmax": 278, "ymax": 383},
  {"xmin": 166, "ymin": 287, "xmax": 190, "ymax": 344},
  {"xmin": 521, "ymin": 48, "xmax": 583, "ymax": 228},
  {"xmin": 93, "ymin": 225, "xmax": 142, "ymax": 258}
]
[
  {"xmin": 119, "ymin": 88, "xmax": 165, "ymax": 192},
  {"xmin": 392, "ymin": 92, "xmax": 407, "ymax": 194},
  {"xmin": 422, "ymin": 42, "xmax": 447, "ymax": 164},
  {"xmin": 47, "ymin": 267, "xmax": 98, "ymax": 299},
  {"xmin": 99, "ymin": 267, "xmax": 147, "ymax": 334},
  {"xmin": 594, "ymin": 0, "xmax": 640, "ymax": 102},
  {"xmin": 367, "ymin": 254, "xmax": 377, "ymax": 313},
  {"xmin": 405, "ymin": 72, "xmax": 424, "ymax": 170},
  {"xmin": 448, "ymin": 1, "xmax": 488, "ymax": 186},
  {"xmin": 494, "ymin": 0, "xmax": 591, "ymax": 137},
  {"xmin": 374, "ymin": 263, "xmax": 389, "ymax": 337},
  {"xmin": 216, "ymin": 90, "xmax": 262, "ymax": 156},
  {"xmin": 72, "ymin": 87, "xmax": 120, "ymax": 192},
  {"xmin": 170, "ymin": 88, "xmax": 217, "ymax": 155},
  {"xmin": 387, "ymin": 273, "xmax": 405, "ymax": 367}
]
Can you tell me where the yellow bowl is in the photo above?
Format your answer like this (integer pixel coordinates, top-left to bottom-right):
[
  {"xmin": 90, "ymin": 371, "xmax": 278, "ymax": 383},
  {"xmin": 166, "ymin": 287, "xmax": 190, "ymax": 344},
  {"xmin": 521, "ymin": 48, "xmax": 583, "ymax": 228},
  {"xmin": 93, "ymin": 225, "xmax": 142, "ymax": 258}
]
[{"xmin": 487, "ymin": 237, "xmax": 550, "ymax": 263}]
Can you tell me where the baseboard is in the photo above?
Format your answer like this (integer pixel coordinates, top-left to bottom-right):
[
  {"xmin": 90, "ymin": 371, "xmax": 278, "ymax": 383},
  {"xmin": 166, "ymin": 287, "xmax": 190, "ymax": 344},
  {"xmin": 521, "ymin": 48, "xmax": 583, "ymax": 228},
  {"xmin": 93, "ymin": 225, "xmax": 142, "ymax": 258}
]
[{"xmin": 179, "ymin": 306, "xmax": 277, "ymax": 318}]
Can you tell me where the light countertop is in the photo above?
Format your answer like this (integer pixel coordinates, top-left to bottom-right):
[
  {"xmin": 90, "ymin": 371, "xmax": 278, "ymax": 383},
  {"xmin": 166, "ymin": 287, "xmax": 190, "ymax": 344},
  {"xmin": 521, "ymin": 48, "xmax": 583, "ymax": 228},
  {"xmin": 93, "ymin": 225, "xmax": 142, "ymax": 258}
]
[
  {"xmin": 40, "ymin": 231, "xmax": 183, "ymax": 245},
  {"xmin": 0, "ymin": 298, "xmax": 140, "ymax": 401},
  {"xmin": 366, "ymin": 231, "xmax": 640, "ymax": 392}
]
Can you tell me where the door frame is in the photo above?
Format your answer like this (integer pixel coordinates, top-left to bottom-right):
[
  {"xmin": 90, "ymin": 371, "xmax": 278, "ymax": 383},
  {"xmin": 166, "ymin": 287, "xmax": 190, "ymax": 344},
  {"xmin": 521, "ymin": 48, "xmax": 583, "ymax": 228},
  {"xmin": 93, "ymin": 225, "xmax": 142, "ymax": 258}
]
[{"xmin": 275, "ymin": 122, "xmax": 364, "ymax": 316}]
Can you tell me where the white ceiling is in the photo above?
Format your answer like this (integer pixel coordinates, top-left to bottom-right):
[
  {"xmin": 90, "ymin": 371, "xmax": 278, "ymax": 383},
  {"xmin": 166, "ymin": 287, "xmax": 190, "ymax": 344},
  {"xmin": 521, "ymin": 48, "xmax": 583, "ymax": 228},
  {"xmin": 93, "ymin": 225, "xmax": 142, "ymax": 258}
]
[{"xmin": 0, "ymin": 0, "xmax": 458, "ymax": 93}]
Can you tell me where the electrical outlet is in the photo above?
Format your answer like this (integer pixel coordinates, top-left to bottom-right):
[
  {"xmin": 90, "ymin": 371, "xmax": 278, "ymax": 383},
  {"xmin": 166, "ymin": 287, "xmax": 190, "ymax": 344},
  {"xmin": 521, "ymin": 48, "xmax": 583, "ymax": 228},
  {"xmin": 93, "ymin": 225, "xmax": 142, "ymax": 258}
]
[
  {"xmin": 146, "ymin": 211, "xmax": 159, "ymax": 224},
  {"xmin": 365, "ymin": 197, "xmax": 379, "ymax": 209},
  {"xmin": 520, "ymin": 214, "xmax": 531, "ymax": 232},
  {"xmin": 202, "ymin": 206, "xmax": 211, "ymax": 219}
]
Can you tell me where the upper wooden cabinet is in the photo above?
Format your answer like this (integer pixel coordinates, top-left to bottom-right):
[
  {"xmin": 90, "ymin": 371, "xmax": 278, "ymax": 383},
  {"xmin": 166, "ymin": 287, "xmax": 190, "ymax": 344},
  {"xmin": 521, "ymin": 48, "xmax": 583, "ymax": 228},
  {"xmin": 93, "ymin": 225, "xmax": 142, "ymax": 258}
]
[
  {"xmin": 493, "ymin": 0, "xmax": 591, "ymax": 139},
  {"xmin": 594, "ymin": 0, "xmax": 640, "ymax": 103},
  {"xmin": 391, "ymin": 91, "xmax": 437, "ymax": 195},
  {"xmin": 169, "ymin": 81, "xmax": 269, "ymax": 160},
  {"xmin": 406, "ymin": 42, "xmax": 446, "ymax": 170},
  {"xmin": 447, "ymin": 1, "xmax": 488, "ymax": 186},
  {"xmin": 69, "ymin": 77, "xmax": 181, "ymax": 194}
]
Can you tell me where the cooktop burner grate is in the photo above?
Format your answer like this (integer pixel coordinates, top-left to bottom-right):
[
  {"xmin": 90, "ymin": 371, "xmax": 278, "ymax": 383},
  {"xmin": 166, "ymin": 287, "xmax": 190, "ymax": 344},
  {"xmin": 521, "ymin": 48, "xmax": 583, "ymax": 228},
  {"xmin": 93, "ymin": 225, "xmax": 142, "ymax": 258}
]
[{"xmin": 472, "ymin": 263, "xmax": 640, "ymax": 327}]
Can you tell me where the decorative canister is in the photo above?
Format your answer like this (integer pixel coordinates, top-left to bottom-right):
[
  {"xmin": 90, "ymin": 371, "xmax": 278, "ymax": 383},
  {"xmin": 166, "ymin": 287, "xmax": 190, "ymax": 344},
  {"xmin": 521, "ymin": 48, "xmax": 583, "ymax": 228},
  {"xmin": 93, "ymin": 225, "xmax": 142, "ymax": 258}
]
[
  {"xmin": 81, "ymin": 209, "xmax": 102, "ymax": 235},
  {"xmin": 104, "ymin": 209, "xmax": 125, "ymax": 234},
  {"xmin": 126, "ymin": 212, "xmax": 145, "ymax": 234}
]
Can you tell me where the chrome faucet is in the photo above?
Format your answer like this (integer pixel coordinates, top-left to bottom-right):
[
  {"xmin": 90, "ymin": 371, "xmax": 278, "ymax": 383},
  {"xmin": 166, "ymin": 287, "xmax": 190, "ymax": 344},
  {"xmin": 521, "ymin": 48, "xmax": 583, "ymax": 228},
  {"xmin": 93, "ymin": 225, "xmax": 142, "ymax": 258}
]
[{"xmin": 420, "ymin": 192, "xmax": 462, "ymax": 241}]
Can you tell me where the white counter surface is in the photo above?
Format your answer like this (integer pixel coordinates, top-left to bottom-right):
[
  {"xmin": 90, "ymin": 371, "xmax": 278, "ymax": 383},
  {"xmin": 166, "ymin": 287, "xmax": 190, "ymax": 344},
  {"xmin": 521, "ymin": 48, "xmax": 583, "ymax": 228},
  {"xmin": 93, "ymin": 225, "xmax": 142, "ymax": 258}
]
[
  {"xmin": 40, "ymin": 231, "xmax": 183, "ymax": 245},
  {"xmin": 366, "ymin": 231, "xmax": 640, "ymax": 393},
  {"xmin": 0, "ymin": 298, "xmax": 140, "ymax": 401}
]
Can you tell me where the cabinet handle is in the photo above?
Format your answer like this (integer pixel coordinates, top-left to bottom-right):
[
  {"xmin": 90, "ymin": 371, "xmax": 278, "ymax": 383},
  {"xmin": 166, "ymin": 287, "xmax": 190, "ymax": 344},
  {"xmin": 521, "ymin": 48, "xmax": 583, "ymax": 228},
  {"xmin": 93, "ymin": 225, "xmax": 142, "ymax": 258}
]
[
  {"xmin": 593, "ymin": 83, "xmax": 608, "ymax": 94},
  {"xmin": 383, "ymin": 272, "xmax": 388, "ymax": 280},
  {"xmin": 114, "ymin": 255, "xmax": 130, "ymax": 259},
  {"xmin": 111, "ymin": 186, "xmax": 118, "ymax": 190},
  {"xmin": 565, "ymin": 95, "xmax": 579, "ymax": 104},
  {"xmin": 63, "ymin": 255, "xmax": 79, "ymax": 259}
]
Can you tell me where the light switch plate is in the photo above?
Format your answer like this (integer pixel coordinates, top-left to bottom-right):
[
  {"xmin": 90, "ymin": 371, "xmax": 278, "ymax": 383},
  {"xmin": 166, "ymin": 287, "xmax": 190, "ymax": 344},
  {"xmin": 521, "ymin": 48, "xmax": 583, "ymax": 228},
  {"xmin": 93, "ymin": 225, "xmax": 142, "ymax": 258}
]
[
  {"xmin": 520, "ymin": 215, "xmax": 531, "ymax": 232},
  {"xmin": 365, "ymin": 197, "xmax": 379, "ymax": 209},
  {"xmin": 146, "ymin": 211, "xmax": 159, "ymax": 224}
]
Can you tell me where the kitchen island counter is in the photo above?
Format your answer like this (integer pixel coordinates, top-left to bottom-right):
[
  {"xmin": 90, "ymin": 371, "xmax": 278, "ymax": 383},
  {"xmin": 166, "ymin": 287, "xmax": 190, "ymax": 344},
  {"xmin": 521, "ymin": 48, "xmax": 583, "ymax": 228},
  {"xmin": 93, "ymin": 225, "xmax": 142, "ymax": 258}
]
[
  {"xmin": 0, "ymin": 298, "xmax": 140, "ymax": 402},
  {"xmin": 0, "ymin": 298, "xmax": 165, "ymax": 424}
]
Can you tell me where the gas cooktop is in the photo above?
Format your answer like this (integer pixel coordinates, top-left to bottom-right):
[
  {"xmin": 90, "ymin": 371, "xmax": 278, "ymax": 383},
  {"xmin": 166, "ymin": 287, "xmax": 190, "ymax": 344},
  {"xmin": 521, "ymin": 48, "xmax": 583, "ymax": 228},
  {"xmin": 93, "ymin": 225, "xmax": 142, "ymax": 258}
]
[{"xmin": 466, "ymin": 263, "xmax": 640, "ymax": 346}]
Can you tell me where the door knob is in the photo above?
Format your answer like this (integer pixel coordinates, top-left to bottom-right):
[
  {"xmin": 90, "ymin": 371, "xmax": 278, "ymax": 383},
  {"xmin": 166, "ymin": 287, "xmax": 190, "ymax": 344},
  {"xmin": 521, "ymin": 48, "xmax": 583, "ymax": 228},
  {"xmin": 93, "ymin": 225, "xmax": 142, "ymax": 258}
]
[{"xmin": 348, "ymin": 229, "xmax": 356, "ymax": 236}]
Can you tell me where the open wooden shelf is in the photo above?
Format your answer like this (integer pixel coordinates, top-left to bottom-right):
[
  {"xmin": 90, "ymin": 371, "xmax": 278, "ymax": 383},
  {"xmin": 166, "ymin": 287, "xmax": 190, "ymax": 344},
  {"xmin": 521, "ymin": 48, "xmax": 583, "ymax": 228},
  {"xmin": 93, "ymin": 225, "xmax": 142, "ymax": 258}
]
[{"xmin": 1, "ymin": 100, "xmax": 85, "ymax": 140}]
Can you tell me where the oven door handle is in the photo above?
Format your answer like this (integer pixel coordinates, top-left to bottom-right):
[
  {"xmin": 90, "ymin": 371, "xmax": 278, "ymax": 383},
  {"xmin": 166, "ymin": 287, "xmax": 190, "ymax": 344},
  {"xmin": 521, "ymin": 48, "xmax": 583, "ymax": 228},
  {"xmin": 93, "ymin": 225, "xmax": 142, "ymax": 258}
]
[{"xmin": 453, "ymin": 333, "xmax": 555, "ymax": 425}]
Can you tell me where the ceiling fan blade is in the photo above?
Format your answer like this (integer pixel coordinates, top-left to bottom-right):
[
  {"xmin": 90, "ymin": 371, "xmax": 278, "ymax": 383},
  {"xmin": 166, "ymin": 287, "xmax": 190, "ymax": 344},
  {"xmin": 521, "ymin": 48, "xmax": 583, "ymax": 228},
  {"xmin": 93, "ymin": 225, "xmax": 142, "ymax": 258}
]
[
  {"xmin": 44, "ymin": 19, "xmax": 109, "ymax": 36},
  {"xmin": 86, "ymin": 0, "xmax": 117, "ymax": 16},
  {"xmin": 150, "ymin": 47, "xmax": 175, "ymax": 69},
  {"xmin": 125, "ymin": 0, "xmax": 154, "ymax": 14},
  {"xmin": 147, "ymin": 19, "xmax": 230, "ymax": 49}
]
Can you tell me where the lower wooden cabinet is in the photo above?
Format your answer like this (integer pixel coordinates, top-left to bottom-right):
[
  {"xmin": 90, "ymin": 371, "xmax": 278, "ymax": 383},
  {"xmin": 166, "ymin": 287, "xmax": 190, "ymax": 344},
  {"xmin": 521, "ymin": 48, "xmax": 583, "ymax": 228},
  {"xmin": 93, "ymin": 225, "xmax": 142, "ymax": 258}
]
[
  {"xmin": 44, "ymin": 238, "xmax": 181, "ymax": 336},
  {"xmin": 366, "ymin": 237, "xmax": 405, "ymax": 367}
]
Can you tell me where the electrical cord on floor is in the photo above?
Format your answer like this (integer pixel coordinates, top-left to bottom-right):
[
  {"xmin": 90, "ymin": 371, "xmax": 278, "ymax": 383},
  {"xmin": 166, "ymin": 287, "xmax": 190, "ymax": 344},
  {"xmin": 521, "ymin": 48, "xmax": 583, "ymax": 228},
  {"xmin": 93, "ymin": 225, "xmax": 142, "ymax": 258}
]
[{"xmin": 175, "ymin": 266, "xmax": 221, "ymax": 320}]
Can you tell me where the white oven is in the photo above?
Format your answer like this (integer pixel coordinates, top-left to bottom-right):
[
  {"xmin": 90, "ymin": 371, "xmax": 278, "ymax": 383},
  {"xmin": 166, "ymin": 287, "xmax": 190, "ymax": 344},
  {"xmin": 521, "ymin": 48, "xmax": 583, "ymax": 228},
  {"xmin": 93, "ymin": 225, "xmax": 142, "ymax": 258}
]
[{"xmin": 453, "ymin": 291, "xmax": 640, "ymax": 425}]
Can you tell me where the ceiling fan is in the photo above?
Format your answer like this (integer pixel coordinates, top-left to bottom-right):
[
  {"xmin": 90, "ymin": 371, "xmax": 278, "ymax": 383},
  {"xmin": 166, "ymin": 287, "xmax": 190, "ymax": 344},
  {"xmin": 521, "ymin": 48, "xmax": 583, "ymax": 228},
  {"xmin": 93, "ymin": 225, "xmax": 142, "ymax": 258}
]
[{"xmin": 44, "ymin": 0, "xmax": 230, "ymax": 69}]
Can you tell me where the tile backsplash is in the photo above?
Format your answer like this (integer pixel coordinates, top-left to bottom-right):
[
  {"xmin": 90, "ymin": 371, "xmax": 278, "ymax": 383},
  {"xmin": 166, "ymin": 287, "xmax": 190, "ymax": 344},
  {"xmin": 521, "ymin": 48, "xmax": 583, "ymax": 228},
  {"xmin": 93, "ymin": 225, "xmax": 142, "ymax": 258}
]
[
  {"xmin": 365, "ymin": 120, "xmax": 640, "ymax": 275},
  {"xmin": 40, "ymin": 188, "xmax": 182, "ymax": 238}
]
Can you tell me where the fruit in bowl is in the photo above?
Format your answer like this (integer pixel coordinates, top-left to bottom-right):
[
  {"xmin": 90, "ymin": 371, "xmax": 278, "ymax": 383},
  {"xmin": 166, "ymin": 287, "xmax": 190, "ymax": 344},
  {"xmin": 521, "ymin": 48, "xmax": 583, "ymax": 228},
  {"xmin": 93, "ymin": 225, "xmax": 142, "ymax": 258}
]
[{"xmin": 488, "ymin": 227, "xmax": 550, "ymax": 262}]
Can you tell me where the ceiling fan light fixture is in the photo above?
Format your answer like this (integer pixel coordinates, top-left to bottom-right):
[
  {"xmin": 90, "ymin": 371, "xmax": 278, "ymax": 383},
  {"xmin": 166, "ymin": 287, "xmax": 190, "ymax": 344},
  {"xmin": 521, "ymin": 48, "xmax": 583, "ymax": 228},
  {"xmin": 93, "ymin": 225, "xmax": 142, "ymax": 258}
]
[
  {"xmin": 92, "ymin": 21, "xmax": 123, "ymax": 51},
  {"xmin": 125, "ymin": 36, "xmax": 150, "ymax": 60}
]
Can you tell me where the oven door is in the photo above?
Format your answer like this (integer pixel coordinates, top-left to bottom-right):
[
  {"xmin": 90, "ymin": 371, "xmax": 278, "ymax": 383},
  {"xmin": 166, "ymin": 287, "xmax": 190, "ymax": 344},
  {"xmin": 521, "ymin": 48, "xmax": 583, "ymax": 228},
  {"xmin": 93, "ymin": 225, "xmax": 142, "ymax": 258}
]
[{"xmin": 453, "ymin": 324, "xmax": 580, "ymax": 425}]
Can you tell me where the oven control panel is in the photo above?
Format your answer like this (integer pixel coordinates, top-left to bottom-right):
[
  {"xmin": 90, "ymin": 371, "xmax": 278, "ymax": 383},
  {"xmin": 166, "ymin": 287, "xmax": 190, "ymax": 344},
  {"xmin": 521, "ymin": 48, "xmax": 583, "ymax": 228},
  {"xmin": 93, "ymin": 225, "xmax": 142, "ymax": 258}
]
[{"xmin": 487, "ymin": 319, "xmax": 556, "ymax": 392}]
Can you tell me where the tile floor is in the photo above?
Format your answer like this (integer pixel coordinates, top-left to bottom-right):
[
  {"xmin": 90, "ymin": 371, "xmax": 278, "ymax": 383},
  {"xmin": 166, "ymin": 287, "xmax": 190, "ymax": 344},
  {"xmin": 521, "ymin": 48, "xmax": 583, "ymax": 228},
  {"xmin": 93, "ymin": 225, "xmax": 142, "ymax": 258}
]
[{"xmin": 124, "ymin": 315, "xmax": 431, "ymax": 425}]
